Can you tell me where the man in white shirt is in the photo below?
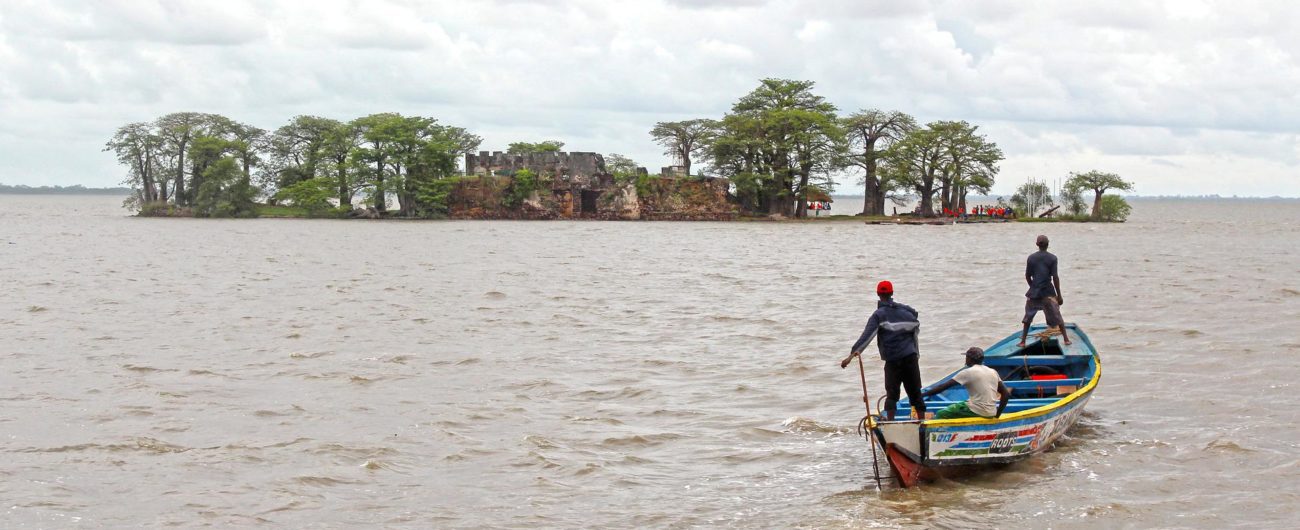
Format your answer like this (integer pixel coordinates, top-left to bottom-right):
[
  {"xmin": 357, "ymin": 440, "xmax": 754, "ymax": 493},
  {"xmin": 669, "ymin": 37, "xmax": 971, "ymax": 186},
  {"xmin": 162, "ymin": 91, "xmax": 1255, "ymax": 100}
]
[{"xmin": 921, "ymin": 347, "xmax": 1012, "ymax": 420}]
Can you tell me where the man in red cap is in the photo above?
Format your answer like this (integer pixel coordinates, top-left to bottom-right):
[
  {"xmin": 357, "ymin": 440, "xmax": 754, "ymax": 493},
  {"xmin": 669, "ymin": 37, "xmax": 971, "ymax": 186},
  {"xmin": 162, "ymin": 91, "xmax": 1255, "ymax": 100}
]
[{"xmin": 841, "ymin": 280, "xmax": 925, "ymax": 421}]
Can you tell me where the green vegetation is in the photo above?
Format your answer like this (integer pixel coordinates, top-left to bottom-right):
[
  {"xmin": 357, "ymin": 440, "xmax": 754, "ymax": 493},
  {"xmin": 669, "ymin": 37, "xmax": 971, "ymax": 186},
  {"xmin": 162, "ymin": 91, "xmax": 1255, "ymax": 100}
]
[
  {"xmin": 844, "ymin": 110, "xmax": 917, "ymax": 216},
  {"xmin": 506, "ymin": 141, "xmax": 565, "ymax": 155},
  {"xmin": 605, "ymin": 153, "xmax": 641, "ymax": 186},
  {"xmin": 105, "ymin": 80, "xmax": 1135, "ymax": 224},
  {"xmin": 412, "ymin": 175, "xmax": 463, "ymax": 218},
  {"xmin": 502, "ymin": 168, "xmax": 539, "ymax": 209},
  {"xmin": 1007, "ymin": 180, "xmax": 1131, "ymax": 223},
  {"xmin": 650, "ymin": 119, "xmax": 717, "ymax": 177},
  {"xmin": 663, "ymin": 79, "xmax": 1003, "ymax": 218},
  {"xmin": 194, "ymin": 157, "xmax": 257, "ymax": 217},
  {"xmin": 1099, "ymin": 194, "xmax": 1132, "ymax": 222},
  {"xmin": 706, "ymin": 79, "xmax": 842, "ymax": 217},
  {"xmin": 1064, "ymin": 170, "xmax": 1134, "ymax": 221},
  {"xmin": 882, "ymin": 120, "xmax": 1001, "ymax": 217},
  {"xmin": 273, "ymin": 177, "xmax": 336, "ymax": 215},
  {"xmin": 107, "ymin": 111, "xmax": 481, "ymax": 218},
  {"xmin": 1060, "ymin": 185, "xmax": 1088, "ymax": 216}
]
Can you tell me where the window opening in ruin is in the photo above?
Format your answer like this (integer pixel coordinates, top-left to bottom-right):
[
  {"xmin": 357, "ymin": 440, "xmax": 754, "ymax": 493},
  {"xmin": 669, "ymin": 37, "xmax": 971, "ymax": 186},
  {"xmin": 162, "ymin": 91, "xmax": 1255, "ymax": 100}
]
[{"xmin": 581, "ymin": 190, "xmax": 599, "ymax": 214}]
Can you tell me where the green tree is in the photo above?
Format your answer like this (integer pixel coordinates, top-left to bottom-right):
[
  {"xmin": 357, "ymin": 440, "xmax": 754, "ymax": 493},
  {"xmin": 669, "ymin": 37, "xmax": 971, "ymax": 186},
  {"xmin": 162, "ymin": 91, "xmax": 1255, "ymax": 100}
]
[
  {"xmin": 401, "ymin": 122, "xmax": 481, "ymax": 217},
  {"xmin": 503, "ymin": 168, "xmax": 538, "ymax": 209},
  {"xmin": 881, "ymin": 121, "xmax": 1001, "ymax": 217},
  {"xmin": 707, "ymin": 78, "xmax": 840, "ymax": 216},
  {"xmin": 273, "ymin": 177, "xmax": 336, "ymax": 215},
  {"xmin": 193, "ymin": 157, "xmax": 256, "ymax": 217},
  {"xmin": 883, "ymin": 126, "xmax": 946, "ymax": 216},
  {"xmin": 707, "ymin": 112, "xmax": 767, "ymax": 211},
  {"xmin": 105, "ymin": 122, "xmax": 164, "ymax": 204},
  {"xmin": 843, "ymin": 109, "xmax": 917, "ymax": 216},
  {"xmin": 1060, "ymin": 185, "xmax": 1087, "ymax": 216},
  {"xmin": 155, "ymin": 112, "xmax": 216, "ymax": 206},
  {"xmin": 1064, "ymin": 170, "xmax": 1134, "ymax": 220},
  {"xmin": 266, "ymin": 115, "xmax": 341, "ymax": 192},
  {"xmin": 412, "ymin": 176, "xmax": 461, "ymax": 218},
  {"xmin": 322, "ymin": 121, "xmax": 361, "ymax": 208},
  {"xmin": 649, "ymin": 119, "xmax": 717, "ymax": 177},
  {"xmin": 351, "ymin": 113, "xmax": 405, "ymax": 212},
  {"xmin": 787, "ymin": 108, "xmax": 845, "ymax": 217},
  {"xmin": 186, "ymin": 135, "xmax": 232, "ymax": 200},
  {"xmin": 385, "ymin": 115, "xmax": 438, "ymax": 216},
  {"xmin": 605, "ymin": 153, "xmax": 641, "ymax": 185},
  {"xmin": 224, "ymin": 121, "xmax": 266, "ymax": 186},
  {"xmin": 932, "ymin": 121, "xmax": 1002, "ymax": 212},
  {"xmin": 506, "ymin": 141, "xmax": 565, "ymax": 154},
  {"xmin": 1099, "ymin": 194, "xmax": 1132, "ymax": 222}
]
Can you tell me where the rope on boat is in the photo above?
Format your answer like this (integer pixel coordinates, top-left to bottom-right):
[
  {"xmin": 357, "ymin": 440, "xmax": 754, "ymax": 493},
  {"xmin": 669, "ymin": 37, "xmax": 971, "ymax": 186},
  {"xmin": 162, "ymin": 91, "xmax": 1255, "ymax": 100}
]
[{"xmin": 856, "ymin": 415, "xmax": 896, "ymax": 483}]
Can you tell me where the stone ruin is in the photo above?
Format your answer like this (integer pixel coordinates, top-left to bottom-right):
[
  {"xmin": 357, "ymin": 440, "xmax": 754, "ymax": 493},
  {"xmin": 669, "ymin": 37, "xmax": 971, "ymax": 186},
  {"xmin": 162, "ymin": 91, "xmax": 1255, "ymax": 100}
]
[
  {"xmin": 450, "ymin": 150, "xmax": 736, "ymax": 220},
  {"xmin": 466, "ymin": 151, "xmax": 607, "ymax": 183}
]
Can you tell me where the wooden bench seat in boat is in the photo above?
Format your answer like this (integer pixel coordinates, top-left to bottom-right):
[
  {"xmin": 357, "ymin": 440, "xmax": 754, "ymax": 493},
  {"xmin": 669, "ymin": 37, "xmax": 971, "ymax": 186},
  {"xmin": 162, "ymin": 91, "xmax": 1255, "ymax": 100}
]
[
  {"xmin": 1003, "ymin": 378, "xmax": 1084, "ymax": 389},
  {"xmin": 984, "ymin": 355, "xmax": 1075, "ymax": 366}
]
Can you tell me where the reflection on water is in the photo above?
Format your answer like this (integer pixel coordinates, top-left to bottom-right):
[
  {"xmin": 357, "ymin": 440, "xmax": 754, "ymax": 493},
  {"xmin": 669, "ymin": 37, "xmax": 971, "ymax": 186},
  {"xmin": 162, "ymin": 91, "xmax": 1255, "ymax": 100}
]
[{"xmin": 1, "ymin": 195, "xmax": 1297, "ymax": 528}]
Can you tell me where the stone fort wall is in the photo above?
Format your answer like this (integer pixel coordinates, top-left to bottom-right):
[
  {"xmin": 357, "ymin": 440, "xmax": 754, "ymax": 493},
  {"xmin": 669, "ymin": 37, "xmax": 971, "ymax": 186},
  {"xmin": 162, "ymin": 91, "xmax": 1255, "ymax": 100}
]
[{"xmin": 465, "ymin": 151, "xmax": 607, "ymax": 179}]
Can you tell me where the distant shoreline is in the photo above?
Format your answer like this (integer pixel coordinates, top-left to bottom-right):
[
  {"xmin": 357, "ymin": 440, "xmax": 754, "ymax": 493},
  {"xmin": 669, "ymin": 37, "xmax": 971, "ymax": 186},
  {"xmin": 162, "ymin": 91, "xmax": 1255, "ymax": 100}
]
[{"xmin": 0, "ymin": 184, "xmax": 131, "ymax": 195}]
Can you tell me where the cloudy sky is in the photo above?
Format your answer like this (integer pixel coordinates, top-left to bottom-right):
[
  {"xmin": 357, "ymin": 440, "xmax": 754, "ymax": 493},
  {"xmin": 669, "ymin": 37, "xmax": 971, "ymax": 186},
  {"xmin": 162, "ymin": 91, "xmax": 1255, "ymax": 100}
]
[{"xmin": 1, "ymin": 0, "xmax": 1298, "ymax": 196}]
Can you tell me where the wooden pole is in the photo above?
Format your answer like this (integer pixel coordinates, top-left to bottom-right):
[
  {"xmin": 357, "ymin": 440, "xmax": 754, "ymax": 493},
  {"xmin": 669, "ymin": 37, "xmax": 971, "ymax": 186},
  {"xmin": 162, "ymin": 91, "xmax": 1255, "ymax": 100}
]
[{"xmin": 856, "ymin": 354, "xmax": 884, "ymax": 489}]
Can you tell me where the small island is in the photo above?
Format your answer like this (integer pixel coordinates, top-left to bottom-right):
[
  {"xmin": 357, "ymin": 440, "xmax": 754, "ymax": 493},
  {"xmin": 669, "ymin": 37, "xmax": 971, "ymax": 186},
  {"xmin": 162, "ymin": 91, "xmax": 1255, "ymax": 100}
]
[{"xmin": 104, "ymin": 78, "xmax": 1132, "ymax": 222}]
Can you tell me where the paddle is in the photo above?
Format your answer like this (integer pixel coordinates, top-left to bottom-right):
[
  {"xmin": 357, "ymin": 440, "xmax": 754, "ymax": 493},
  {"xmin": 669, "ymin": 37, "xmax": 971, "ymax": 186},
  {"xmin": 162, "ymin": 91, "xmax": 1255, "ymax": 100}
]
[{"xmin": 843, "ymin": 350, "xmax": 885, "ymax": 489}]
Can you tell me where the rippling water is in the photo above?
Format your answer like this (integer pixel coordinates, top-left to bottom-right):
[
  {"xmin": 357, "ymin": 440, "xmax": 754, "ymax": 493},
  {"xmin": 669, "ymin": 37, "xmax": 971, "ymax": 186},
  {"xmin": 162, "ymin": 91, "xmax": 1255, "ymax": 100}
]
[{"xmin": 2, "ymin": 195, "xmax": 1298, "ymax": 528}]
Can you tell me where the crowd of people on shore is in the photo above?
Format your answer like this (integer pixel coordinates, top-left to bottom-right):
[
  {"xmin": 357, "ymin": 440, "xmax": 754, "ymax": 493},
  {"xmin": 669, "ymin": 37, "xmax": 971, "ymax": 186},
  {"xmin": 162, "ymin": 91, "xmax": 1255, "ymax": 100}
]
[{"xmin": 940, "ymin": 205, "xmax": 1015, "ymax": 219}]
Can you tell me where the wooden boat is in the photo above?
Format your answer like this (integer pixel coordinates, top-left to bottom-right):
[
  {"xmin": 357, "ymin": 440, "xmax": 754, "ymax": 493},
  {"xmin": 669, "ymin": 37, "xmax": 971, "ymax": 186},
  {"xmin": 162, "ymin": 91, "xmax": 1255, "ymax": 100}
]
[{"xmin": 868, "ymin": 323, "xmax": 1100, "ymax": 487}]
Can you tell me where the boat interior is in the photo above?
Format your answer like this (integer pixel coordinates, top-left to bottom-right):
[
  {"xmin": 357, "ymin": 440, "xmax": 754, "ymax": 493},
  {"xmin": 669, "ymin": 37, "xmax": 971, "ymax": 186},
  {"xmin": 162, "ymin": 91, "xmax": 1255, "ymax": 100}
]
[{"xmin": 893, "ymin": 324, "xmax": 1097, "ymax": 421}]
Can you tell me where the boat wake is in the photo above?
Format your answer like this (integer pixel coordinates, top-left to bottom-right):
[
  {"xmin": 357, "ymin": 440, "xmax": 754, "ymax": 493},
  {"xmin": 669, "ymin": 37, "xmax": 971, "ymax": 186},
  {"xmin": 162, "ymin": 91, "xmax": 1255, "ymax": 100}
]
[{"xmin": 781, "ymin": 416, "xmax": 849, "ymax": 435}]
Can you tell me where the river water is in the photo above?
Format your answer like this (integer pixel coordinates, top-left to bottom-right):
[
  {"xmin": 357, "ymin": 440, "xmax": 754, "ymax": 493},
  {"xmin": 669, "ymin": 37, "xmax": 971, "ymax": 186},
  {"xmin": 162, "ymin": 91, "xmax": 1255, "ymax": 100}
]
[{"xmin": 1, "ymin": 195, "xmax": 1297, "ymax": 528}]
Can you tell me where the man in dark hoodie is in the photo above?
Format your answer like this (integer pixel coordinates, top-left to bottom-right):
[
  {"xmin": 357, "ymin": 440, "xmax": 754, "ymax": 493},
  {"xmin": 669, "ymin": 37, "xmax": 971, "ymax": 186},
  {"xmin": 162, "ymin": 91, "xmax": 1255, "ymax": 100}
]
[
  {"xmin": 841, "ymin": 280, "xmax": 925, "ymax": 421},
  {"xmin": 1018, "ymin": 234, "xmax": 1072, "ymax": 348}
]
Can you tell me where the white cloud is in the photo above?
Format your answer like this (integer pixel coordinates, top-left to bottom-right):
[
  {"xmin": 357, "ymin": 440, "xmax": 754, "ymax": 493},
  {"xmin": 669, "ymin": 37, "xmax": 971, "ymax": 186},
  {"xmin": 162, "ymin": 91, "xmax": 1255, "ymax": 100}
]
[
  {"xmin": 0, "ymin": 0, "xmax": 1297, "ymax": 196},
  {"xmin": 4, "ymin": 0, "xmax": 267, "ymax": 45}
]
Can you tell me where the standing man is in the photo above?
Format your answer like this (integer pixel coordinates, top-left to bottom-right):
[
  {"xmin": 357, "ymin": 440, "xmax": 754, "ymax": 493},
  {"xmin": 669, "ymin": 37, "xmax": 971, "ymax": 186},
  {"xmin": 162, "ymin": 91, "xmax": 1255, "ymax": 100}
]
[
  {"xmin": 1018, "ymin": 235, "xmax": 1072, "ymax": 347},
  {"xmin": 920, "ymin": 347, "xmax": 1012, "ymax": 419},
  {"xmin": 840, "ymin": 281, "xmax": 926, "ymax": 421}
]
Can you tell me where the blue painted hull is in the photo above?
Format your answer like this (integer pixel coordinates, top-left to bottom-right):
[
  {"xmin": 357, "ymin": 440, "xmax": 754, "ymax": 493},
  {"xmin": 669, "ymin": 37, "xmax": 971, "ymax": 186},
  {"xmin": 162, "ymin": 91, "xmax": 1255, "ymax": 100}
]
[{"xmin": 868, "ymin": 324, "xmax": 1100, "ymax": 486}]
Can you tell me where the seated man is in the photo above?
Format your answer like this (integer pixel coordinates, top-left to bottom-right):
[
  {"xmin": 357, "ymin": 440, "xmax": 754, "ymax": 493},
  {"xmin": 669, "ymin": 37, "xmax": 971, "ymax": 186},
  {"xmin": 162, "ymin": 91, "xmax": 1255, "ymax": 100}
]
[{"xmin": 921, "ymin": 347, "xmax": 1012, "ymax": 419}]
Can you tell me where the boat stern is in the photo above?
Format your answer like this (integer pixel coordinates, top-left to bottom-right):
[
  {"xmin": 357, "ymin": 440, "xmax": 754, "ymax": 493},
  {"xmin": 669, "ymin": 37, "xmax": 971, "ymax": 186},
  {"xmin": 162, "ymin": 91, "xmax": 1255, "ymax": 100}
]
[{"xmin": 872, "ymin": 419, "xmax": 929, "ymax": 487}]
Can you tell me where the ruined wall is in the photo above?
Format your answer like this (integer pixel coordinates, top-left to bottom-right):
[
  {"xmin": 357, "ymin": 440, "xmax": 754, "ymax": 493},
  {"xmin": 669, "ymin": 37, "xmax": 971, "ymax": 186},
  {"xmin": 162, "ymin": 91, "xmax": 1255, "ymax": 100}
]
[
  {"xmin": 637, "ymin": 176, "xmax": 736, "ymax": 221},
  {"xmin": 466, "ymin": 151, "xmax": 606, "ymax": 182},
  {"xmin": 452, "ymin": 152, "xmax": 735, "ymax": 220},
  {"xmin": 446, "ymin": 174, "xmax": 640, "ymax": 220}
]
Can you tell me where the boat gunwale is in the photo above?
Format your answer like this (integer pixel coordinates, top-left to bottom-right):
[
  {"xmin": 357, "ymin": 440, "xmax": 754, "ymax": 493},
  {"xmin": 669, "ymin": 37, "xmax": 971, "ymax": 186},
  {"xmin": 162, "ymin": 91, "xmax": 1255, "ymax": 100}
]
[
  {"xmin": 918, "ymin": 325, "xmax": 1100, "ymax": 427},
  {"xmin": 919, "ymin": 353, "xmax": 1100, "ymax": 427}
]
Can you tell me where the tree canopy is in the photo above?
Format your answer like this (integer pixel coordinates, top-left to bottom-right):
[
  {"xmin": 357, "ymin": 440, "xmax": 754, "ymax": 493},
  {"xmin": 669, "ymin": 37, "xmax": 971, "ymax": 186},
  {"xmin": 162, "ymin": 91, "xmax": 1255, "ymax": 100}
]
[
  {"xmin": 506, "ymin": 141, "xmax": 565, "ymax": 155},
  {"xmin": 649, "ymin": 119, "xmax": 717, "ymax": 177},
  {"xmin": 702, "ymin": 78, "xmax": 844, "ymax": 217},
  {"xmin": 842, "ymin": 109, "xmax": 917, "ymax": 216},
  {"xmin": 109, "ymin": 112, "xmax": 480, "ymax": 217},
  {"xmin": 656, "ymin": 79, "xmax": 1005, "ymax": 218},
  {"xmin": 1064, "ymin": 170, "xmax": 1134, "ymax": 220}
]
